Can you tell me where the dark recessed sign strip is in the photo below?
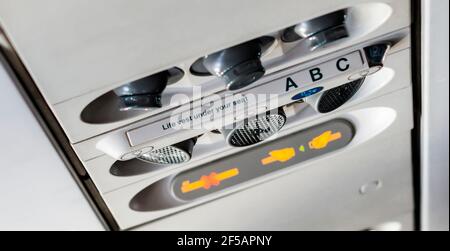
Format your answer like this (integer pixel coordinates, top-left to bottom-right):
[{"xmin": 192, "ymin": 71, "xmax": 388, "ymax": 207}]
[
  {"xmin": 172, "ymin": 119, "xmax": 355, "ymax": 201},
  {"xmin": 129, "ymin": 119, "xmax": 355, "ymax": 212}
]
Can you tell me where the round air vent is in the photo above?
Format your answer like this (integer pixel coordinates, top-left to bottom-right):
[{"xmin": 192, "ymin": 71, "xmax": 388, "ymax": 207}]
[
  {"xmin": 317, "ymin": 78, "xmax": 364, "ymax": 113},
  {"xmin": 80, "ymin": 67, "xmax": 184, "ymax": 124},
  {"xmin": 114, "ymin": 67, "xmax": 184, "ymax": 111},
  {"xmin": 281, "ymin": 9, "xmax": 348, "ymax": 50},
  {"xmin": 138, "ymin": 138, "xmax": 197, "ymax": 165},
  {"xmin": 225, "ymin": 108, "xmax": 287, "ymax": 147},
  {"xmin": 190, "ymin": 36, "xmax": 275, "ymax": 91}
]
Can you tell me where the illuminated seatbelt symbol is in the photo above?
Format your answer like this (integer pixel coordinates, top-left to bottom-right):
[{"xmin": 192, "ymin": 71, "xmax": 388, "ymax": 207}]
[
  {"xmin": 309, "ymin": 130, "xmax": 342, "ymax": 150},
  {"xmin": 181, "ymin": 168, "xmax": 239, "ymax": 194},
  {"xmin": 261, "ymin": 147, "xmax": 296, "ymax": 166}
]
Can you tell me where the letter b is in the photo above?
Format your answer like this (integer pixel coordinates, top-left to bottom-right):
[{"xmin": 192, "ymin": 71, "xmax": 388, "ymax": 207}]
[{"xmin": 309, "ymin": 68, "xmax": 323, "ymax": 82}]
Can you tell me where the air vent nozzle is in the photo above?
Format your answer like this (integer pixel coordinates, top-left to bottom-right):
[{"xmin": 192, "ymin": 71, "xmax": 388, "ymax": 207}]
[
  {"xmin": 190, "ymin": 37, "xmax": 275, "ymax": 91},
  {"xmin": 113, "ymin": 68, "xmax": 184, "ymax": 111},
  {"xmin": 281, "ymin": 9, "xmax": 349, "ymax": 50},
  {"xmin": 364, "ymin": 44, "xmax": 390, "ymax": 68}
]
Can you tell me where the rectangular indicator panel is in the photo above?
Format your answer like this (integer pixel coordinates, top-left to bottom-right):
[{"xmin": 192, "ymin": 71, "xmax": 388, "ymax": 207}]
[{"xmin": 172, "ymin": 119, "xmax": 354, "ymax": 201}]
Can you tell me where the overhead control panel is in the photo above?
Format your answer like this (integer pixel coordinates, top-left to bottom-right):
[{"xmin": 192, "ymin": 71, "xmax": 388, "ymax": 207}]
[{"xmin": 0, "ymin": 0, "xmax": 415, "ymax": 231}]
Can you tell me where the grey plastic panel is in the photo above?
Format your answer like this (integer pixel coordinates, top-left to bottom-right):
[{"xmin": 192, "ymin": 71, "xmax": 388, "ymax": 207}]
[
  {"xmin": 100, "ymin": 86, "xmax": 414, "ymax": 229},
  {"xmin": 421, "ymin": 0, "xmax": 450, "ymax": 231},
  {"xmin": 0, "ymin": 0, "xmax": 409, "ymax": 104},
  {"xmin": 130, "ymin": 130, "xmax": 414, "ymax": 231}
]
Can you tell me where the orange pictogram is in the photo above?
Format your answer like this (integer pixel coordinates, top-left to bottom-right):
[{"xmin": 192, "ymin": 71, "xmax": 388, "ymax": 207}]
[
  {"xmin": 181, "ymin": 168, "xmax": 239, "ymax": 194},
  {"xmin": 261, "ymin": 147, "xmax": 296, "ymax": 166},
  {"xmin": 308, "ymin": 130, "xmax": 342, "ymax": 150}
]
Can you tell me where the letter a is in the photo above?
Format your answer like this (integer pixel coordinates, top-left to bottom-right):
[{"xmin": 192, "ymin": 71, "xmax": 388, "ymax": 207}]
[{"xmin": 286, "ymin": 77, "xmax": 299, "ymax": 91}]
